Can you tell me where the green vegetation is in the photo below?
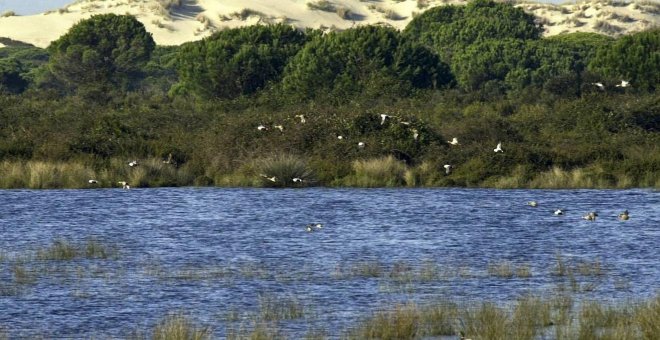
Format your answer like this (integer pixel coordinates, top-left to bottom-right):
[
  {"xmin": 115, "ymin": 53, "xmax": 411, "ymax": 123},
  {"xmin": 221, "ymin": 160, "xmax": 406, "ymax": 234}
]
[{"xmin": 1, "ymin": 1, "xmax": 658, "ymax": 189}]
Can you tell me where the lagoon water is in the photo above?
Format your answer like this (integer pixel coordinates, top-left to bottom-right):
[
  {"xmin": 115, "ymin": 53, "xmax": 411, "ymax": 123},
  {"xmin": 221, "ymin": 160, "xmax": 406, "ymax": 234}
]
[{"xmin": 0, "ymin": 188, "xmax": 658, "ymax": 338}]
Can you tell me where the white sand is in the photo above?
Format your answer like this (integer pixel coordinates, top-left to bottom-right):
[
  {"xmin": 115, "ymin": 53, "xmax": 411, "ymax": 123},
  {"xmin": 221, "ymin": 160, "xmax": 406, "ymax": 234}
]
[{"xmin": 0, "ymin": 0, "xmax": 657, "ymax": 48}]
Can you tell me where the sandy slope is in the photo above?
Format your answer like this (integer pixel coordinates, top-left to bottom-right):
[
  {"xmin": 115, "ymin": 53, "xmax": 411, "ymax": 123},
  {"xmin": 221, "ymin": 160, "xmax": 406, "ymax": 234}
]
[{"xmin": 0, "ymin": 0, "xmax": 657, "ymax": 48}]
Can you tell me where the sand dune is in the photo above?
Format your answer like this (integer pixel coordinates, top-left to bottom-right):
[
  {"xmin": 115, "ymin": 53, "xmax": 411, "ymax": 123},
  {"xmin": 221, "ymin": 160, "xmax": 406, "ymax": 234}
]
[{"xmin": 0, "ymin": 0, "xmax": 658, "ymax": 48}]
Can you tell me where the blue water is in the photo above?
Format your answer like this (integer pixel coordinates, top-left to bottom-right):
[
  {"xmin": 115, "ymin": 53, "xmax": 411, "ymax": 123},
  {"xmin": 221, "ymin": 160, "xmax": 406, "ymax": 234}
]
[{"xmin": 0, "ymin": 188, "xmax": 658, "ymax": 338}]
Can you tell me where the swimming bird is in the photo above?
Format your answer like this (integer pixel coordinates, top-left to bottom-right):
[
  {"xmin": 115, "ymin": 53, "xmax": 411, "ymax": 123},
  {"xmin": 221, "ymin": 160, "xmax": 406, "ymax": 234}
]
[
  {"xmin": 358, "ymin": 142, "xmax": 365, "ymax": 148},
  {"xmin": 306, "ymin": 225, "xmax": 314, "ymax": 232},
  {"xmin": 583, "ymin": 212, "xmax": 598, "ymax": 221},
  {"xmin": 88, "ymin": 179, "xmax": 98, "ymax": 184},
  {"xmin": 259, "ymin": 174, "xmax": 277, "ymax": 182},
  {"xmin": 306, "ymin": 223, "xmax": 323, "ymax": 230},
  {"xmin": 494, "ymin": 142, "xmax": 503, "ymax": 153},
  {"xmin": 295, "ymin": 114, "xmax": 306, "ymax": 124},
  {"xmin": 554, "ymin": 209, "xmax": 564, "ymax": 215},
  {"xmin": 448, "ymin": 137, "xmax": 459, "ymax": 145},
  {"xmin": 615, "ymin": 80, "xmax": 629, "ymax": 88},
  {"xmin": 592, "ymin": 82, "xmax": 605, "ymax": 90},
  {"xmin": 293, "ymin": 177, "xmax": 303, "ymax": 183},
  {"xmin": 257, "ymin": 124, "xmax": 268, "ymax": 131},
  {"xmin": 273, "ymin": 124, "xmax": 284, "ymax": 132},
  {"xmin": 117, "ymin": 181, "xmax": 130, "ymax": 190},
  {"xmin": 527, "ymin": 201, "xmax": 538, "ymax": 207},
  {"xmin": 128, "ymin": 160, "xmax": 139, "ymax": 167},
  {"xmin": 618, "ymin": 210, "xmax": 629, "ymax": 221},
  {"xmin": 443, "ymin": 164, "xmax": 453, "ymax": 175}
]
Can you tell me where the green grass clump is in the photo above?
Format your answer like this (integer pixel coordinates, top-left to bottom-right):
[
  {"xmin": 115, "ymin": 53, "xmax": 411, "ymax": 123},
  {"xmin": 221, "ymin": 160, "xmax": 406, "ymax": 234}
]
[
  {"xmin": 152, "ymin": 313, "xmax": 212, "ymax": 340},
  {"xmin": 254, "ymin": 154, "xmax": 315, "ymax": 187},
  {"xmin": 35, "ymin": 239, "xmax": 118, "ymax": 260},
  {"xmin": 342, "ymin": 156, "xmax": 407, "ymax": 187},
  {"xmin": 258, "ymin": 294, "xmax": 305, "ymax": 321}
]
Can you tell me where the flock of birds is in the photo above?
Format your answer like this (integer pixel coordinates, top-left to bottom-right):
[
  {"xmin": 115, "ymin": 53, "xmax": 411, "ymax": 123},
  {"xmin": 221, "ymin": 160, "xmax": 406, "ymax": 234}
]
[
  {"xmin": 87, "ymin": 154, "xmax": 178, "ymax": 189},
  {"xmin": 526, "ymin": 200, "xmax": 630, "ymax": 221},
  {"xmin": 591, "ymin": 80, "xmax": 630, "ymax": 90}
]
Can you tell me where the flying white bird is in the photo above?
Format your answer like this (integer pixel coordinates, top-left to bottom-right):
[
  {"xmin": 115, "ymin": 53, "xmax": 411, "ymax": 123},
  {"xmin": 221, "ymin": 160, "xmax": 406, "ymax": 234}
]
[
  {"xmin": 615, "ymin": 80, "xmax": 629, "ymax": 88},
  {"xmin": 295, "ymin": 114, "xmax": 306, "ymax": 124},
  {"xmin": 128, "ymin": 160, "xmax": 139, "ymax": 167},
  {"xmin": 257, "ymin": 125, "xmax": 268, "ymax": 131},
  {"xmin": 380, "ymin": 114, "xmax": 392, "ymax": 125},
  {"xmin": 554, "ymin": 209, "xmax": 564, "ymax": 215},
  {"xmin": 163, "ymin": 153, "xmax": 174, "ymax": 164},
  {"xmin": 494, "ymin": 142, "xmax": 503, "ymax": 153},
  {"xmin": 592, "ymin": 82, "xmax": 605, "ymax": 90},
  {"xmin": 337, "ymin": 135, "xmax": 344, "ymax": 140},
  {"xmin": 88, "ymin": 179, "xmax": 98, "ymax": 184},
  {"xmin": 443, "ymin": 164, "xmax": 453, "ymax": 175},
  {"xmin": 293, "ymin": 177, "xmax": 303, "ymax": 183},
  {"xmin": 260, "ymin": 174, "xmax": 276, "ymax": 182},
  {"xmin": 273, "ymin": 125, "xmax": 284, "ymax": 132},
  {"xmin": 448, "ymin": 137, "xmax": 459, "ymax": 145},
  {"xmin": 358, "ymin": 142, "xmax": 365, "ymax": 148},
  {"xmin": 117, "ymin": 181, "xmax": 130, "ymax": 190},
  {"xmin": 412, "ymin": 128, "xmax": 419, "ymax": 141}
]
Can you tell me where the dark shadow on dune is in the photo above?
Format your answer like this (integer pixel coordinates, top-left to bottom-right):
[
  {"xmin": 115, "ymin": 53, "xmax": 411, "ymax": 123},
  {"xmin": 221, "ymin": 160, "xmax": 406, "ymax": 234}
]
[
  {"xmin": 169, "ymin": 0, "xmax": 204, "ymax": 21},
  {"xmin": 348, "ymin": 13, "xmax": 367, "ymax": 21}
]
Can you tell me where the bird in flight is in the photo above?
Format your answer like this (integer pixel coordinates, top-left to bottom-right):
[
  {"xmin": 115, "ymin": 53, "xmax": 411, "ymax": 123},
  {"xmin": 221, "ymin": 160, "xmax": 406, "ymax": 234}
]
[
  {"xmin": 274, "ymin": 125, "xmax": 284, "ymax": 132},
  {"xmin": 380, "ymin": 114, "xmax": 394, "ymax": 125},
  {"xmin": 295, "ymin": 115, "xmax": 306, "ymax": 124},
  {"xmin": 592, "ymin": 82, "xmax": 605, "ymax": 90},
  {"xmin": 358, "ymin": 142, "xmax": 365, "ymax": 148},
  {"xmin": 554, "ymin": 209, "xmax": 563, "ymax": 215},
  {"xmin": 494, "ymin": 142, "xmax": 503, "ymax": 153},
  {"xmin": 128, "ymin": 160, "xmax": 139, "ymax": 167},
  {"xmin": 443, "ymin": 164, "xmax": 453, "ymax": 175},
  {"xmin": 448, "ymin": 137, "xmax": 459, "ymax": 145},
  {"xmin": 88, "ymin": 179, "xmax": 98, "ymax": 184},
  {"xmin": 293, "ymin": 177, "xmax": 303, "ymax": 183},
  {"xmin": 412, "ymin": 129, "xmax": 419, "ymax": 141},
  {"xmin": 257, "ymin": 125, "xmax": 268, "ymax": 131},
  {"xmin": 260, "ymin": 174, "xmax": 277, "ymax": 182},
  {"xmin": 615, "ymin": 80, "xmax": 629, "ymax": 88}
]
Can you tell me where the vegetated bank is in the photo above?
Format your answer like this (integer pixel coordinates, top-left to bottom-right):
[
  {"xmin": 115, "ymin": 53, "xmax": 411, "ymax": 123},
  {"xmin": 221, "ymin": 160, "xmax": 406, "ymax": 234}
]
[{"xmin": 0, "ymin": 0, "xmax": 658, "ymax": 189}]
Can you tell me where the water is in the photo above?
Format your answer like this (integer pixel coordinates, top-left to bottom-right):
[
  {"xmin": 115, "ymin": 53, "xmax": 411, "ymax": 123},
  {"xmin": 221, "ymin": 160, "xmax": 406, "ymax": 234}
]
[{"xmin": 0, "ymin": 188, "xmax": 658, "ymax": 338}]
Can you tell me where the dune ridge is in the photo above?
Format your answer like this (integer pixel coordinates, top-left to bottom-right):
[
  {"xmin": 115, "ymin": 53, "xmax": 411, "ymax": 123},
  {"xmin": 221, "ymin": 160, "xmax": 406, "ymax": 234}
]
[{"xmin": 0, "ymin": 0, "xmax": 658, "ymax": 47}]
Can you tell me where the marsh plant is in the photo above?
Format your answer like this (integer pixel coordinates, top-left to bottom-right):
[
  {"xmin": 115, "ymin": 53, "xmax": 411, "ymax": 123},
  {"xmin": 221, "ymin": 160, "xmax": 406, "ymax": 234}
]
[
  {"xmin": 35, "ymin": 239, "xmax": 118, "ymax": 260},
  {"xmin": 150, "ymin": 313, "xmax": 212, "ymax": 340},
  {"xmin": 255, "ymin": 154, "xmax": 315, "ymax": 187}
]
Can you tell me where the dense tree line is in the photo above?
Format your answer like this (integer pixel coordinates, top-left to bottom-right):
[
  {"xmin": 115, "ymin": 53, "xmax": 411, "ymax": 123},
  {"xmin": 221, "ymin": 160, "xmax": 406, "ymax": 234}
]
[{"xmin": 0, "ymin": 1, "xmax": 658, "ymax": 188}]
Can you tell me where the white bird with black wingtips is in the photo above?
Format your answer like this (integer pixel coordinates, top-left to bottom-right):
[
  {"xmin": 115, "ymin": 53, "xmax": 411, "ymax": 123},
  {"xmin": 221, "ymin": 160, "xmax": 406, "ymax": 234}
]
[
  {"xmin": 443, "ymin": 164, "xmax": 453, "ymax": 175},
  {"xmin": 448, "ymin": 137, "xmax": 459, "ymax": 145},
  {"xmin": 494, "ymin": 142, "xmax": 503, "ymax": 153}
]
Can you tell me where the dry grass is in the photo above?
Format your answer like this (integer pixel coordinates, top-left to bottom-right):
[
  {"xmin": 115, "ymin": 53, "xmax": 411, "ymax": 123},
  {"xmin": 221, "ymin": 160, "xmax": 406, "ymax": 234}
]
[{"xmin": 307, "ymin": 0, "xmax": 335, "ymax": 12}]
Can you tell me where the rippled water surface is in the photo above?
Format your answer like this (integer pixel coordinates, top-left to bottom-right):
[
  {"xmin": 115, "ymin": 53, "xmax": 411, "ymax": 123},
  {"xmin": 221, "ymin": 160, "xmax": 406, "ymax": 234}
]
[{"xmin": 0, "ymin": 188, "xmax": 658, "ymax": 338}]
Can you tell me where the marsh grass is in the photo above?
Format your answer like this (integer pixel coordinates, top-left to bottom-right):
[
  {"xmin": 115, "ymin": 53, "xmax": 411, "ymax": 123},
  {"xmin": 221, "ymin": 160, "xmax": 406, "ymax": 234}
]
[
  {"xmin": 254, "ymin": 154, "xmax": 315, "ymax": 188},
  {"xmin": 35, "ymin": 239, "xmax": 118, "ymax": 260},
  {"xmin": 0, "ymin": 159, "xmax": 195, "ymax": 189},
  {"xmin": 342, "ymin": 156, "xmax": 407, "ymax": 187},
  {"xmin": 150, "ymin": 313, "xmax": 212, "ymax": 340},
  {"xmin": 258, "ymin": 294, "xmax": 305, "ymax": 321}
]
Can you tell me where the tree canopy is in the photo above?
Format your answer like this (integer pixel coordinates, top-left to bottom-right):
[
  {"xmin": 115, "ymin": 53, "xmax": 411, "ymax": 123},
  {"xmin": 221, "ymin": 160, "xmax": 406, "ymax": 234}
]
[
  {"xmin": 173, "ymin": 24, "xmax": 309, "ymax": 98},
  {"xmin": 47, "ymin": 14, "xmax": 155, "ymax": 92}
]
